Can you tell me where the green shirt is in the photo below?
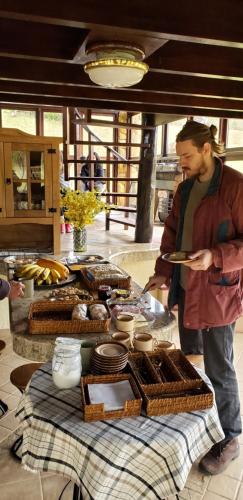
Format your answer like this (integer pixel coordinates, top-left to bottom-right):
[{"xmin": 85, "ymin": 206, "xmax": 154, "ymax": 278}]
[{"xmin": 180, "ymin": 178, "xmax": 211, "ymax": 290}]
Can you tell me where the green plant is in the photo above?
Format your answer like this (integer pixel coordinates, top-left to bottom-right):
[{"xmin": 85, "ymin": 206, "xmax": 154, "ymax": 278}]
[{"xmin": 60, "ymin": 189, "xmax": 108, "ymax": 229}]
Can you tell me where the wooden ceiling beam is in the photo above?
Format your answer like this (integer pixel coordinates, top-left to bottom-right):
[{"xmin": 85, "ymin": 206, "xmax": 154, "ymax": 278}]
[
  {"xmin": 1, "ymin": 80, "xmax": 243, "ymax": 113},
  {"xmin": 1, "ymin": 93, "xmax": 243, "ymax": 119},
  {"xmin": 1, "ymin": 1, "xmax": 243, "ymax": 48},
  {"xmin": 1, "ymin": 55, "xmax": 243, "ymax": 101},
  {"xmin": 147, "ymin": 41, "xmax": 243, "ymax": 80},
  {"xmin": 0, "ymin": 18, "xmax": 88, "ymax": 60}
]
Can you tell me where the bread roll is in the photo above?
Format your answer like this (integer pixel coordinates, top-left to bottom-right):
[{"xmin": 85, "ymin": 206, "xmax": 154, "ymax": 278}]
[
  {"xmin": 72, "ymin": 304, "xmax": 88, "ymax": 320},
  {"xmin": 89, "ymin": 304, "xmax": 108, "ymax": 320}
]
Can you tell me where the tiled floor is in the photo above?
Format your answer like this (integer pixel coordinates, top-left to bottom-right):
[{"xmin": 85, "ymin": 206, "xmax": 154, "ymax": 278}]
[{"xmin": 0, "ymin": 218, "xmax": 243, "ymax": 499}]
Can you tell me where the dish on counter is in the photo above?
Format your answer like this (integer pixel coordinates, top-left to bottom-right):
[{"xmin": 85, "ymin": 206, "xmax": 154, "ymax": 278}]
[
  {"xmin": 4, "ymin": 255, "xmax": 37, "ymax": 267},
  {"xmin": 61, "ymin": 254, "xmax": 107, "ymax": 266},
  {"xmin": 95, "ymin": 342, "xmax": 128, "ymax": 357},
  {"xmin": 49, "ymin": 287, "xmax": 93, "ymax": 301},
  {"xmin": 162, "ymin": 251, "xmax": 198, "ymax": 264}
]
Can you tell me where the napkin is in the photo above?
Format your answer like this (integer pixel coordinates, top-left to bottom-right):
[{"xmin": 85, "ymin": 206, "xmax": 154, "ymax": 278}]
[{"xmin": 88, "ymin": 380, "xmax": 135, "ymax": 411}]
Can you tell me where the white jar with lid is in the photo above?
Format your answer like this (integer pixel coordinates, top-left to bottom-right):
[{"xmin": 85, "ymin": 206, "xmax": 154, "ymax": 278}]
[{"xmin": 52, "ymin": 342, "xmax": 82, "ymax": 389}]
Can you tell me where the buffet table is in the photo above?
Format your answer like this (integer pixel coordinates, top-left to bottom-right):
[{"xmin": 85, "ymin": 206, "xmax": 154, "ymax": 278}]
[
  {"xmin": 16, "ymin": 361, "xmax": 224, "ymax": 500},
  {"xmin": 8, "ymin": 275, "xmax": 177, "ymax": 361}
]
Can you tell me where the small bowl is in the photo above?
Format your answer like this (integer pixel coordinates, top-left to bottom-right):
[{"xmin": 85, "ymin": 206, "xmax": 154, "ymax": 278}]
[{"xmin": 112, "ymin": 289, "xmax": 131, "ymax": 299}]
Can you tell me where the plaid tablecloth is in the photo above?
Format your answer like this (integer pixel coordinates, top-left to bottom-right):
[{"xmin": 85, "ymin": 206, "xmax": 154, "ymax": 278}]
[{"xmin": 16, "ymin": 362, "xmax": 224, "ymax": 500}]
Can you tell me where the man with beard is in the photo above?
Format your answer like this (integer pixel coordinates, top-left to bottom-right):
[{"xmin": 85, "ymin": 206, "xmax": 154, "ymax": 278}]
[{"xmin": 144, "ymin": 120, "xmax": 243, "ymax": 474}]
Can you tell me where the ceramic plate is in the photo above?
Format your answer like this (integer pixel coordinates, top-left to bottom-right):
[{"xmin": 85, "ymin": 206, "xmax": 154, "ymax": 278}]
[
  {"xmin": 95, "ymin": 342, "xmax": 128, "ymax": 357},
  {"xmin": 162, "ymin": 252, "xmax": 197, "ymax": 264}
]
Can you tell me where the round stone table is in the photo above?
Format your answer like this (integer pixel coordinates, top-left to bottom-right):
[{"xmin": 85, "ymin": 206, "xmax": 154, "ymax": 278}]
[{"xmin": 10, "ymin": 280, "xmax": 177, "ymax": 362}]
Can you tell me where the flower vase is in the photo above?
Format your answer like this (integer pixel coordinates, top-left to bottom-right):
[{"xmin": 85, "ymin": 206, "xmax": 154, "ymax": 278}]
[{"xmin": 73, "ymin": 227, "xmax": 87, "ymax": 252}]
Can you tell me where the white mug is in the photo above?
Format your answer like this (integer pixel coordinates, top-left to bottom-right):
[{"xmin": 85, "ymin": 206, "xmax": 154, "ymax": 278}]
[
  {"xmin": 156, "ymin": 341, "xmax": 176, "ymax": 350},
  {"xmin": 133, "ymin": 333, "xmax": 157, "ymax": 352},
  {"xmin": 111, "ymin": 331, "xmax": 131, "ymax": 348},
  {"xmin": 20, "ymin": 277, "xmax": 34, "ymax": 298},
  {"xmin": 115, "ymin": 313, "xmax": 135, "ymax": 333}
]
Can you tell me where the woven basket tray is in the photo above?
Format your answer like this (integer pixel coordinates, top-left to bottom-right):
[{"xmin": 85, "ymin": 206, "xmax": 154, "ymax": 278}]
[
  {"xmin": 80, "ymin": 373, "xmax": 142, "ymax": 422},
  {"xmin": 129, "ymin": 350, "xmax": 213, "ymax": 415},
  {"xmin": 144, "ymin": 380, "xmax": 213, "ymax": 416},
  {"xmin": 129, "ymin": 350, "xmax": 202, "ymax": 392},
  {"xmin": 28, "ymin": 300, "xmax": 111, "ymax": 335},
  {"xmin": 81, "ymin": 268, "xmax": 131, "ymax": 291}
]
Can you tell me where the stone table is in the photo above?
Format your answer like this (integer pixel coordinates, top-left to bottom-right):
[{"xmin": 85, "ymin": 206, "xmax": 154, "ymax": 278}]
[{"xmin": 10, "ymin": 279, "xmax": 177, "ymax": 362}]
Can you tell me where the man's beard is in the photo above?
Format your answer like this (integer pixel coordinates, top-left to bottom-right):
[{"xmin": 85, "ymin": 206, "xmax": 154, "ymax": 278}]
[{"xmin": 195, "ymin": 158, "xmax": 207, "ymax": 180}]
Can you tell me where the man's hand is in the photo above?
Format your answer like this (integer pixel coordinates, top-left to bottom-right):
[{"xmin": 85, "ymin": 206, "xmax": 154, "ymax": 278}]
[
  {"xmin": 9, "ymin": 281, "xmax": 25, "ymax": 300},
  {"xmin": 184, "ymin": 249, "xmax": 213, "ymax": 271},
  {"xmin": 143, "ymin": 275, "xmax": 167, "ymax": 293}
]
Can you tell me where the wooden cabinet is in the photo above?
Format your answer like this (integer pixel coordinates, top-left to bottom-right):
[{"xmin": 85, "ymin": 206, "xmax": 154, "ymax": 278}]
[{"xmin": 0, "ymin": 128, "xmax": 61, "ymax": 254}]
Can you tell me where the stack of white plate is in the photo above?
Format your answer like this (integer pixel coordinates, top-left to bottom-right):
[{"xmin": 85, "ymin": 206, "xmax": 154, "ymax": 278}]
[{"xmin": 91, "ymin": 342, "xmax": 129, "ymax": 374}]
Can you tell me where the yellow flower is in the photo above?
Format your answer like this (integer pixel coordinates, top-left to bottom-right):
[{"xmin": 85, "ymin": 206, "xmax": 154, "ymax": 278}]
[{"xmin": 60, "ymin": 189, "xmax": 109, "ymax": 229}]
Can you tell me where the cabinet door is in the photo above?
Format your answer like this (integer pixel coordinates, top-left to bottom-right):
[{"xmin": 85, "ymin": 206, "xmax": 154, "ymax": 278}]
[{"xmin": 4, "ymin": 143, "xmax": 53, "ymax": 218}]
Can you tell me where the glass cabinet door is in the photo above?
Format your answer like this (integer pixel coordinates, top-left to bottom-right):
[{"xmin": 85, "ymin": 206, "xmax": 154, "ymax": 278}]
[{"xmin": 12, "ymin": 149, "xmax": 45, "ymax": 212}]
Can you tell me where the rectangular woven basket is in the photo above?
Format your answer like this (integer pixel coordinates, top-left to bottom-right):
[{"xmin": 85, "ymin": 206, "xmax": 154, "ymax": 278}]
[
  {"xmin": 81, "ymin": 268, "xmax": 131, "ymax": 291},
  {"xmin": 28, "ymin": 299, "xmax": 111, "ymax": 335},
  {"xmin": 80, "ymin": 373, "xmax": 142, "ymax": 422},
  {"xmin": 129, "ymin": 350, "xmax": 213, "ymax": 415}
]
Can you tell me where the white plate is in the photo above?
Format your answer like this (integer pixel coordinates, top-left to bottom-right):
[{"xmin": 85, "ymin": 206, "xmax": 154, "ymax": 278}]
[
  {"xmin": 162, "ymin": 252, "xmax": 197, "ymax": 264},
  {"xmin": 95, "ymin": 342, "xmax": 127, "ymax": 357}
]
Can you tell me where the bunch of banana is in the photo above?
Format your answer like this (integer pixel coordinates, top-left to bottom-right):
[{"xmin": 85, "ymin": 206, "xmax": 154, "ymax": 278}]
[
  {"xmin": 15, "ymin": 259, "xmax": 69, "ymax": 286},
  {"xmin": 36, "ymin": 258, "xmax": 69, "ymax": 280}
]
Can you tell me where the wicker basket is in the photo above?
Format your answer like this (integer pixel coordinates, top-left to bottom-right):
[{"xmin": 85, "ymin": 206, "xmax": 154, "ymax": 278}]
[
  {"xmin": 129, "ymin": 350, "xmax": 213, "ymax": 415},
  {"xmin": 144, "ymin": 380, "xmax": 213, "ymax": 416},
  {"xmin": 81, "ymin": 268, "xmax": 131, "ymax": 291},
  {"xmin": 28, "ymin": 300, "xmax": 111, "ymax": 335},
  {"xmin": 80, "ymin": 373, "xmax": 142, "ymax": 421}
]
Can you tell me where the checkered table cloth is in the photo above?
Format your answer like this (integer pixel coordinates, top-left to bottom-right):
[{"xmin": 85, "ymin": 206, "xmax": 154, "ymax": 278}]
[{"xmin": 16, "ymin": 362, "xmax": 224, "ymax": 500}]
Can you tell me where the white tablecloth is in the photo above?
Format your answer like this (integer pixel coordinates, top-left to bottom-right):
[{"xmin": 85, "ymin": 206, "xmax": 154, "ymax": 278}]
[{"xmin": 16, "ymin": 362, "xmax": 224, "ymax": 500}]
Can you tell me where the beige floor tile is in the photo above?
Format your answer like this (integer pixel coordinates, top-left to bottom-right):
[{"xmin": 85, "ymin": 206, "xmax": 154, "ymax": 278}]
[
  {"xmin": 203, "ymin": 492, "xmax": 229, "ymax": 500},
  {"xmin": 0, "ymin": 432, "xmax": 37, "ymax": 485},
  {"xmin": 208, "ymin": 474, "xmax": 240, "ymax": 499},
  {"xmin": 175, "ymin": 487, "xmax": 202, "ymax": 499},
  {"xmin": 186, "ymin": 463, "xmax": 210, "ymax": 494},
  {"xmin": 41, "ymin": 474, "xmax": 74, "ymax": 500},
  {"xmin": 0, "ymin": 477, "xmax": 43, "ymax": 500},
  {"xmin": 4, "ymin": 392, "xmax": 21, "ymax": 411},
  {"xmin": 0, "ymin": 364, "xmax": 12, "ymax": 385},
  {"xmin": 0, "ymin": 380, "xmax": 19, "ymax": 394},
  {"xmin": 221, "ymin": 445, "xmax": 243, "ymax": 480},
  {"xmin": 0, "ymin": 426, "xmax": 12, "ymax": 443},
  {"xmin": 0, "ymin": 409, "xmax": 20, "ymax": 431},
  {"xmin": 236, "ymin": 483, "xmax": 243, "ymax": 500}
]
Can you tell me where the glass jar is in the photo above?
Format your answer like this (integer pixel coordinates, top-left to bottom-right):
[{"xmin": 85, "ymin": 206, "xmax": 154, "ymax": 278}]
[{"xmin": 52, "ymin": 343, "xmax": 82, "ymax": 389}]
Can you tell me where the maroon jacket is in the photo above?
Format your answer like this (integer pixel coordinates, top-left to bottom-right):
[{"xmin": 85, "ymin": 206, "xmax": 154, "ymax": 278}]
[{"xmin": 155, "ymin": 159, "xmax": 243, "ymax": 329}]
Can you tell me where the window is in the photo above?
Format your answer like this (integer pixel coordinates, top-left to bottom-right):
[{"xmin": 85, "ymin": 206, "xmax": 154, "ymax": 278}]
[
  {"xmin": 156, "ymin": 125, "xmax": 162, "ymax": 155},
  {"xmin": 226, "ymin": 119, "xmax": 243, "ymax": 148},
  {"xmin": 43, "ymin": 112, "xmax": 63, "ymax": 137},
  {"xmin": 225, "ymin": 160, "xmax": 243, "ymax": 175},
  {"xmin": 131, "ymin": 113, "xmax": 142, "ymax": 158},
  {"xmin": 1, "ymin": 109, "xmax": 36, "ymax": 134},
  {"xmin": 167, "ymin": 118, "xmax": 187, "ymax": 154},
  {"xmin": 193, "ymin": 116, "xmax": 220, "ymax": 141}
]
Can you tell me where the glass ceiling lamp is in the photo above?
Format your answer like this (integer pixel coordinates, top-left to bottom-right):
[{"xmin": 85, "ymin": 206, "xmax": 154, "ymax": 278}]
[{"xmin": 84, "ymin": 42, "xmax": 149, "ymax": 88}]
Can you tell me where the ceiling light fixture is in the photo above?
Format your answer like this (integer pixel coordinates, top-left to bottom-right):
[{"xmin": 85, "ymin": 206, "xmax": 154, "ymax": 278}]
[{"xmin": 84, "ymin": 42, "xmax": 149, "ymax": 88}]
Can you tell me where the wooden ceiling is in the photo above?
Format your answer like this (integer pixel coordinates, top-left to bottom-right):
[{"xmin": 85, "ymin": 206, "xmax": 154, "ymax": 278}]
[{"xmin": 1, "ymin": 1, "xmax": 243, "ymax": 119}]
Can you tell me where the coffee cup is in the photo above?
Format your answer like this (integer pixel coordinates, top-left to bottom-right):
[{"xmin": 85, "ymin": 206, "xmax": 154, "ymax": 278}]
[
  {"xmin": 133, "ymin": 332, "xmax": 157, "ymax": 352},
  {"xmin": 156, "ymin": 341, "xmax": 176, "ymax": 350},
  {"xmin": 19, "ymin": 277, "xmax": 34, "ymax": 298},
  {"xmin": 80, "ymin": 340, "xmax": 96, "ymax": 374},
  {"xmin": 115, "ymin": 313, "xmax": 135, "ymax": 333},
  {"xmin": 111, "ymin": 331, "xmax": 131, "ymax": 348}
]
